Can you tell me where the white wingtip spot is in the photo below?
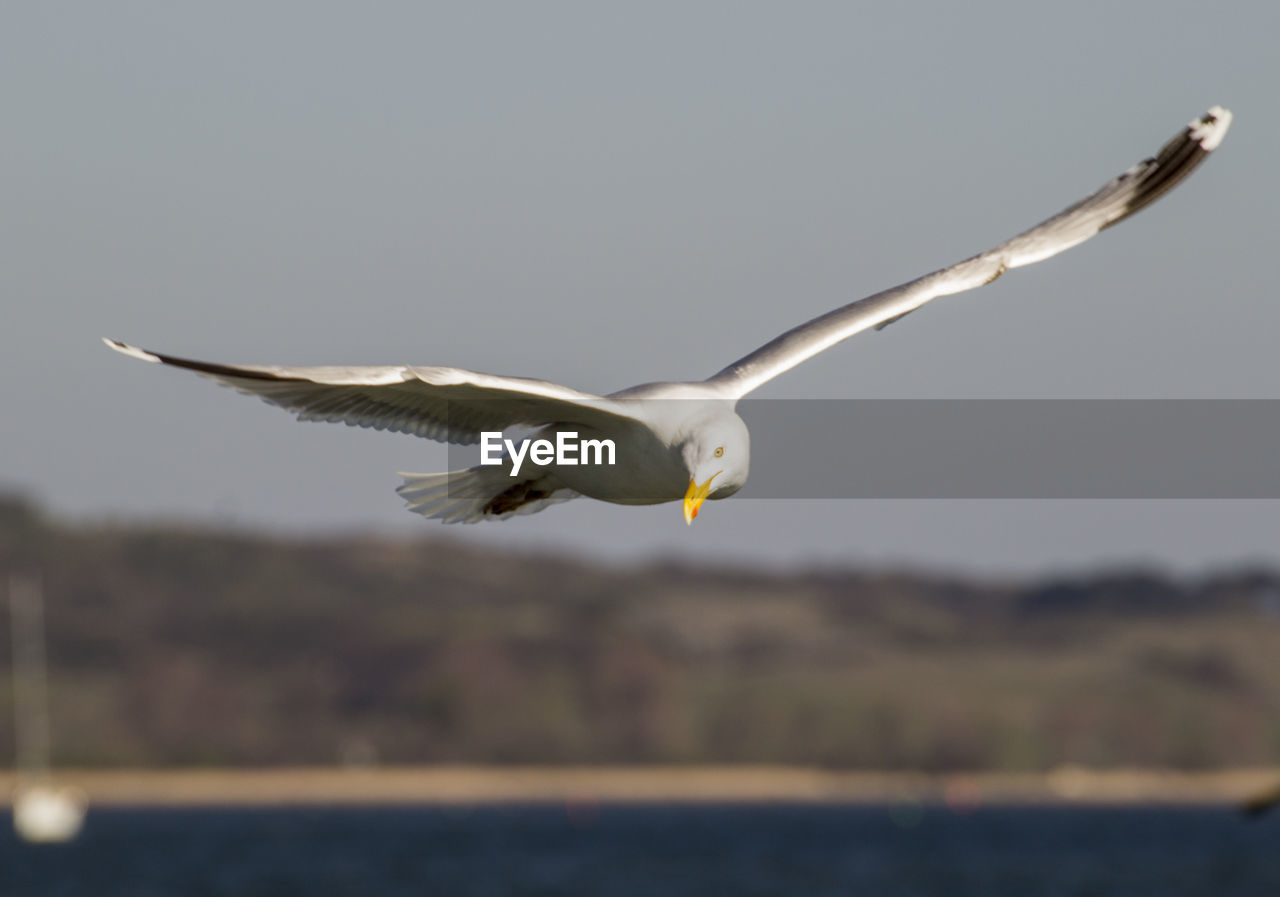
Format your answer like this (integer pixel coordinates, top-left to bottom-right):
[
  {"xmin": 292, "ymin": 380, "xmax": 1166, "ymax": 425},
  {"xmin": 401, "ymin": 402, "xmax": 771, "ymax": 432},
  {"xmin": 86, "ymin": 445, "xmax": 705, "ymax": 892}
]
[
  {"xmin": 102, "ymin": 337, "xmax": 161, "ymax": 363},
  {"xmin": 1191, "ymin": 106, "xmax": 1232, "ymax": 152}
]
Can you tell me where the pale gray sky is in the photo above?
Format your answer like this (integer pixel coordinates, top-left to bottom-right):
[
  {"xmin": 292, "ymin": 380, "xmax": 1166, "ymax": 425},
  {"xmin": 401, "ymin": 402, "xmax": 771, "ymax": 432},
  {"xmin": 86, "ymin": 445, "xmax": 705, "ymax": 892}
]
[{"xmin": 4, "ymin": 2, "xmax": 1278, "ymax": 574}]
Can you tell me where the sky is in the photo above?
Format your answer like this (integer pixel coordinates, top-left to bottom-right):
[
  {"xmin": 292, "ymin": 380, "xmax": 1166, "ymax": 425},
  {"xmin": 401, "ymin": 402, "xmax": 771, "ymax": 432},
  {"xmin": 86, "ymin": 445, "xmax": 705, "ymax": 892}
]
[{"xmin": 4, "ymin": 2, "xmax": 1278, "ymax": 576}]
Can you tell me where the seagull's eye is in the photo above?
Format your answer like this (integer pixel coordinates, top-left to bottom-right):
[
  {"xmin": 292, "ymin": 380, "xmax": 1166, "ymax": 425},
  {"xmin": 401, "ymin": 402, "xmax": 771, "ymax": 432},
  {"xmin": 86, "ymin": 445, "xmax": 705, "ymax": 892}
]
[{"xmin": 714, "ymin": 446, "xmax": 724, "ymax": 458}]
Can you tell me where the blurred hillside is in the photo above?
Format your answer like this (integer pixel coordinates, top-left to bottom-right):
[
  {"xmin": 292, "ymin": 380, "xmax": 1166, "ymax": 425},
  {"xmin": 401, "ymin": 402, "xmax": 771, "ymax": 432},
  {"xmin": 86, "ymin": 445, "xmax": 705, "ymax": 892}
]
[{"xmin": 2, "ymin": 493, "xmax": 1278, "ymax": 770}]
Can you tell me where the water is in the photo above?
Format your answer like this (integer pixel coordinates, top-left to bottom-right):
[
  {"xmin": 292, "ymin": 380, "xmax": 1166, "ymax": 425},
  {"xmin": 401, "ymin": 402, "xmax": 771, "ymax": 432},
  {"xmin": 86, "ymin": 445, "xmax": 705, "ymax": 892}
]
[{"xmin": 2, "ymin": 804, "xmax": 1277, "ymax": 896}]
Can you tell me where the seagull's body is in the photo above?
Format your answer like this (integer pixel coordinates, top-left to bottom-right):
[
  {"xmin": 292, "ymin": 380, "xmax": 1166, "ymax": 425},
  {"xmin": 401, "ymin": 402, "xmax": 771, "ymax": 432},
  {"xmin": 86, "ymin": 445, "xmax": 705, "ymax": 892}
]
[{"xmin": 106, "ymin": 106, "xmax": 1232, "ymax": 525}]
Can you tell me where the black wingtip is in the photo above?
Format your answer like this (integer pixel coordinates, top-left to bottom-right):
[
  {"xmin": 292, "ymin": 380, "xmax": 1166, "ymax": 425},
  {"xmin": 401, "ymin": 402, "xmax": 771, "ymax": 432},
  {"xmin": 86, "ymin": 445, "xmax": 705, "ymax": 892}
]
[
  {"xmin": 102, "ymin": 338, "xmax": 303, "ymax": 382},
  {"xmin": 1102, "ymin": 105, "xmax": 1233, "ymax": 230},
  {"xmin": 102, "ymin": 338, "xmax": 162, "ymax": 363}
]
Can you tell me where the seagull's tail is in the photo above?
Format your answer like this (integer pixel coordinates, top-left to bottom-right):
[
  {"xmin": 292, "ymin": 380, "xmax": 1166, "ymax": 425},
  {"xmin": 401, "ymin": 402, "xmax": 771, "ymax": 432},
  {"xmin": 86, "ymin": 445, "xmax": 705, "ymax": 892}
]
[{"xmin": 396, "ymin": 466, "xmax": 579, "ymax": 524}]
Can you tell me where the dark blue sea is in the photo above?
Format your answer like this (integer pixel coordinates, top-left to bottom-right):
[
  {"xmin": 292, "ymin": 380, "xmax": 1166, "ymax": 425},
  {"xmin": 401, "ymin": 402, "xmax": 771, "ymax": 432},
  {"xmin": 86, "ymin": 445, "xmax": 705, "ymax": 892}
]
[{"xmin": 3, "ymin": 803, "xmax": 1277, "ymax": 896}]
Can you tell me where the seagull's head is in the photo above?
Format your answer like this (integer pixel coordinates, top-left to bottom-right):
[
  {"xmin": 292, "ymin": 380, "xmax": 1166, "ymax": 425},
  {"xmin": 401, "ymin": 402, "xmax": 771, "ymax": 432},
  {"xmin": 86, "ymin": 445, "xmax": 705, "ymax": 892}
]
[{"xmin": 679, "ymin": 411, "xmax": 750, "ymax": 525}]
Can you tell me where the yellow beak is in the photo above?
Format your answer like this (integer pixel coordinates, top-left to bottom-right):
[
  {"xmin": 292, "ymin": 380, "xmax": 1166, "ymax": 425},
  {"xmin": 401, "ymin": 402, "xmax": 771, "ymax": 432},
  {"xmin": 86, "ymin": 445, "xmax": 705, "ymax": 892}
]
[{"xmin": 682, "ymin": 472, "xmax": 721, "ymax": 525}]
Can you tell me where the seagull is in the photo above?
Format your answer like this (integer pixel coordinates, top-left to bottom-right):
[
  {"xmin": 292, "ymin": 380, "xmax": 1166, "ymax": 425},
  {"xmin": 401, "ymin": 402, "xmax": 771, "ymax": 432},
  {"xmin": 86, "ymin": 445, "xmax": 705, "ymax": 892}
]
[{"xmin": 106, "ymin": 106, "xmax": 1232, "ymax": 525}]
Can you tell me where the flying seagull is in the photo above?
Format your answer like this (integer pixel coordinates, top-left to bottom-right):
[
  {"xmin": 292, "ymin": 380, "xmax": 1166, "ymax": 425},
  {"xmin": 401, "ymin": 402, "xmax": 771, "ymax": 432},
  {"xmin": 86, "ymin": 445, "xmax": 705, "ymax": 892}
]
[{"xmin": 106, "ymin": 106, "xmax": 1232, "ymax": 525}]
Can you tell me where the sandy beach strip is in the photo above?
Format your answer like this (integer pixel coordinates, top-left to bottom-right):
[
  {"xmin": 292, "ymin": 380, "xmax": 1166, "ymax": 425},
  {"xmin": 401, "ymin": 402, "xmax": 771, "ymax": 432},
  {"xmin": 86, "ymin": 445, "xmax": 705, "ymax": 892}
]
[{"xmin": 4, "ymin": 766, "xmax": 1279, "ymax": 808}]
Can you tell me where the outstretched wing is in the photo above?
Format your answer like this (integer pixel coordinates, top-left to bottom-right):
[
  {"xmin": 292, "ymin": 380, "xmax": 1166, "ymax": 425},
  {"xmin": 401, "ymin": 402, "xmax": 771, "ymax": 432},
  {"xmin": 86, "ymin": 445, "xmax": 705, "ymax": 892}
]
[
  {"xmin": 104, "ymin": 338, "xmax": 639, "ymax": 445},
  {"xmin": 706, "ymin": 106, "xmax": 1233, "ymax": 399}
]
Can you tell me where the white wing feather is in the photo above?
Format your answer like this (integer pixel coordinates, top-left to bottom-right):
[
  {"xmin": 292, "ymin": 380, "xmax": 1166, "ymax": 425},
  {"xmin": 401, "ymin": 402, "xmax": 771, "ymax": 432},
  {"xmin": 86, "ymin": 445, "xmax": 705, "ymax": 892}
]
[
  {"xmin": 103, "ymin": 338, "xmax": 638, "ymax": 445},
  {"xmin": 706, "ymin": 106, "xmax": 1232, "ymax": 399}
]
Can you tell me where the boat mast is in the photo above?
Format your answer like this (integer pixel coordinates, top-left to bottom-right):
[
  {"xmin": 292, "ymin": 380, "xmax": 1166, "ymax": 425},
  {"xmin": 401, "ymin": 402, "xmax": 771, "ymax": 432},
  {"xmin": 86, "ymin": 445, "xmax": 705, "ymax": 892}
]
[{"xmin": 9, "ymin": 574, "xmax": 53, "ymax": 783}]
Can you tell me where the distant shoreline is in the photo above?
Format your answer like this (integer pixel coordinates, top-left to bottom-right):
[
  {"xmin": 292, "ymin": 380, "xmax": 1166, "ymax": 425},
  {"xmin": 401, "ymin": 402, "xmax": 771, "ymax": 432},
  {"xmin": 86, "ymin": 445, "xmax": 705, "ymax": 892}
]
[{"xmin": 5, "ymin": 767, "xmax": 1277, "ymax": 808}]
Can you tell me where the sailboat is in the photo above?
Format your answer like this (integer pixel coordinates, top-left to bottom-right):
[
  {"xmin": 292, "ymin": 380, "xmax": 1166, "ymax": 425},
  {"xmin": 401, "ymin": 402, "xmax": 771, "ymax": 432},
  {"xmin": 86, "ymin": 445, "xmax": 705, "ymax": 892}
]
[{"xmin": 9, "ymin": 574, "xmax": 87, "ymax": 843}]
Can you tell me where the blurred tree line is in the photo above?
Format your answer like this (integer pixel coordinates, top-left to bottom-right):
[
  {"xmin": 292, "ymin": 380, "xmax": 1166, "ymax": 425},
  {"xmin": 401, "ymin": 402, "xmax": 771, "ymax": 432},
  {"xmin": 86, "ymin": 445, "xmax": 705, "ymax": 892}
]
[{"xmin": 2, "ymin": 493, "xmax": 1278, "ymax": 769}]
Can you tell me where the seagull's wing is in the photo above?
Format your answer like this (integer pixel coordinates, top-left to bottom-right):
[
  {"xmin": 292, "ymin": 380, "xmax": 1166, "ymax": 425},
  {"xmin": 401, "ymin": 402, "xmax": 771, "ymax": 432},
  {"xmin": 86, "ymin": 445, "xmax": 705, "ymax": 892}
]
[
  {"xmin": 104, "ymin": 338, "xmax": 639, "ymax": 445},
  {"xmin": 706, "ymin": 106, "xmax": 1232, "ymax": 399}
]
